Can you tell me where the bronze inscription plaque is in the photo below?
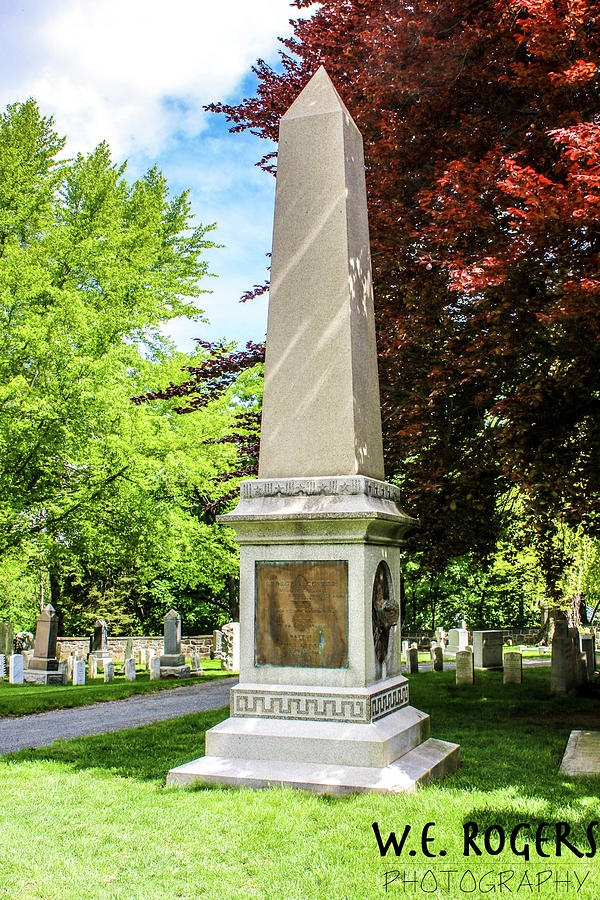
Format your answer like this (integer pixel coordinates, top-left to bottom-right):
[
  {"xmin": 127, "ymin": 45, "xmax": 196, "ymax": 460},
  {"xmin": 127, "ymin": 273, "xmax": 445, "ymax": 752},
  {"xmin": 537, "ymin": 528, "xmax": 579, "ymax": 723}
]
[{"xmin": 255, "ymin": 560, "xmax": 348, "ymax": 668}]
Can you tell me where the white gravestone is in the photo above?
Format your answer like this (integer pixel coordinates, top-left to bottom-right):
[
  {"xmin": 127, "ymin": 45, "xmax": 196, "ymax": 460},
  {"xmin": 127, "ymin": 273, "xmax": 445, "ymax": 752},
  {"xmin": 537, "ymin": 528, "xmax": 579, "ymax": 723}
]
[
  {"xmin": 104, "ymin": 662, "xmax": 115, "ymax": 683},
  {"xmin": 473, "ymin": 630, "xmax": 503, "ymax": 669},
  {"xmin": 447, "ymin": 628, "xmax": 469, "ymax": 654},
  {"xmin": 9, "ymin": 654, "xmax": 24, "ymax": 684},
  {"xmin": 0, "ymin": 654, "xmax": 5, "ymax": 679},
  {"xmin": 149, "ymin": 657, "xmax": 160, "ymax": 680},
  {"xmin": 124, "ymin": 658, "xmax": 136, "ymax": 681},
  {"xmin": 72, "ymin": 659, "xmax": 86, "ymax": 686},
  {"xmin": 88, "ymin": 656, "xmax": 97, "ymax": 679}
]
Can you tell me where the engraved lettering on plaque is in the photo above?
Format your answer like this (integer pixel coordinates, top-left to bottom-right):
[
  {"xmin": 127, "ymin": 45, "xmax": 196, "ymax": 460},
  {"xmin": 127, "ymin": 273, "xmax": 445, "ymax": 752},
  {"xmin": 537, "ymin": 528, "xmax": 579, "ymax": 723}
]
[{"xmin": 255, "ymin": 561, "xmax": 348, "ymax": 667}]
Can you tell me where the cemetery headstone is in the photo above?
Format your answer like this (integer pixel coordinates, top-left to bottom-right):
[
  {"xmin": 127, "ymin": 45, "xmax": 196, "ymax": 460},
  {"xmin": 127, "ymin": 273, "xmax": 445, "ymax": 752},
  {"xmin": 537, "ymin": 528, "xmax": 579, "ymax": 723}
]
[
  {"xmin": 104, "ymin": 662, "xmax": 115, "ymax": 683},
  {"xmin": 9, "ymin": 653, "xmax": 24, "ymax": 684},
  {"xmin": 159, "ymin": 610, "xmax": 190, "ymax": 678},
  {"xmin": 211, "ymin": 629, "xmax": 222, "ymax": 660},
  {"xmin": 72, "ymin": 658, "xmax": 86, "ymax": 686},
  {"xmin": 58, "ymin": 659, "xmax": 68, "ymax": 685},
  {"xmin": 67, "ymin": 655, "xmax": 74, "ymax": 680},
  {"xmin": 551, "ymin": 617, "xmax": 576, "ymax": 694},
  {"xmin": 88, "ymin": 656, "xmax": 98, "ymax": 679},
  {"xmin": 167, "ymin": 67, "xmax": 459, "ymax": 793},
  {"xmin": 447, "ymin": 628, "xmax": 469, "ymax": 655},
  {"xmin": 124, "ymin": 637, "xmax": 133, "ymax": 661},
  {"xmin": 434, "ymin": 627, "xmax": 447, "ymax": 647},
  {"xmin": 124, "ymin": 658, "xmax": 136, "ymax": 681},
  {"xmin": 401, "ymin": 640, "xmax": 409, "ymax": 662},
  {"xmin": 456, "ymin": 650, "xmax": 474, "ymax": 686},
  {"xmin": 25, "ymin": 604, "xmax": 63, "ymax": 685},
  {"xmin": 503, "ymin": 651, "xmax": 522, "ymax": 685},
  {"xmin": 433, "ymin": 646, "xmax": 444, "ymax": 672},
  {"xmin": 472, "ymin": 630, "xmax": 503, "ymax": 669},
  {"xmin": 407, "ymin": 647, "xmax": 419, "ymax": 674},
  {"xmin": 190, "ymin": 651, "xmax": 204, "ymax": 674},
  {"xmin": 149, "ymin": 657, "xmax": 160, "ymax": 680},
  {"xmin": 0, "ymin": 654, "xmax": 5, "ymax": 679},
  {"xmin": 89, "ymin": 619, "xmax": 111, "ymax": 666}
]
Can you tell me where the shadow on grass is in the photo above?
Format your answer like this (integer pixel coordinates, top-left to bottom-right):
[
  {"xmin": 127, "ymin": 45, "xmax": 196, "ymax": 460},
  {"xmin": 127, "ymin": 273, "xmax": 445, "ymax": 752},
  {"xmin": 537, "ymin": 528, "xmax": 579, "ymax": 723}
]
[
  {"xmin": 0, "ymin": 706, "xmax": 231, "ymax": 783},
  {"xmin": 2, "ymin": 670, "xmax": 598, "ymax": 810}
]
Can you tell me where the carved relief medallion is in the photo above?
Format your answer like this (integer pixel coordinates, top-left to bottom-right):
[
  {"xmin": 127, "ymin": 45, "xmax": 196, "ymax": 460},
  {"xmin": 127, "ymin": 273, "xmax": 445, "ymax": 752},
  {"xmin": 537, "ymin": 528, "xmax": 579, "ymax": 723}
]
[{"xmin": 372, "ymin": 561, "xmax": 399, "ymax": 663}]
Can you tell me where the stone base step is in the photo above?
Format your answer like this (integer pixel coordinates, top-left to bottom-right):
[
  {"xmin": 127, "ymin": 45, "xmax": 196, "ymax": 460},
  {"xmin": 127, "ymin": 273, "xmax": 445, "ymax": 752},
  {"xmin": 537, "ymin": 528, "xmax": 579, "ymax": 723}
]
[
  {"xmin": 24, "ymin": 670, "xmax": 65, "ymax": 685},
  {"xmin": 167, "ymin": 738, "xmax": 460, "ymax": 795},
  {"xmin": 206, "ymin": 706, "xmax": 430, "ymax": 768}
]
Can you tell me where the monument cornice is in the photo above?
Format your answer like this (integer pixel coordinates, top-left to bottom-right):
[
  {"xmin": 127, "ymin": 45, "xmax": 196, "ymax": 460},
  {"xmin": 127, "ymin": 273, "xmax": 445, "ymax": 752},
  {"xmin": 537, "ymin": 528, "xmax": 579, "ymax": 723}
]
[
  {"xmin": 218, "ymin": 477, "xmax": 417, "ymax": 539},
  {"xmin": 239, "ymin": 475, "xmax": 404, "ymax": 502}
]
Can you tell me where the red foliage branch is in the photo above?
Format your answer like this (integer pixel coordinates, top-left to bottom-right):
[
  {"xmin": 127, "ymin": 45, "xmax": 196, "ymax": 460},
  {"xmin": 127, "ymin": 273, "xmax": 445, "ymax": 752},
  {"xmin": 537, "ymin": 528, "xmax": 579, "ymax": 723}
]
[{"xmin": 204, "ymin": 0, "xmax": 600, "ymax": 588}]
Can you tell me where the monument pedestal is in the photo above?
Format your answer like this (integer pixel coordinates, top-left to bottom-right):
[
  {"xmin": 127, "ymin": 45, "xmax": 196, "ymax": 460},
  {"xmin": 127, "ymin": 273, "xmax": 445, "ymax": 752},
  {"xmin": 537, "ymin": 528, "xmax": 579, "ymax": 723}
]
[
  {"xmin": 160, "ymin": 665, "xmax": 191, "ymax": 678},
  {"xmin": 24, "ymin": 662, "xmax": 64, "ymax": 686},
  {"xmin": 168, "ymin": 478, "xmax": 459, "ymax": 793}
]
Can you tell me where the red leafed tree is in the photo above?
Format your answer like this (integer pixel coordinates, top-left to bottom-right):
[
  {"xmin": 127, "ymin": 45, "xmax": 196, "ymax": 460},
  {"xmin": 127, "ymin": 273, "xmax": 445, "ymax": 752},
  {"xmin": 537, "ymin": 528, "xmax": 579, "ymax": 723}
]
[{"xmin": 198, "ymin": 0, "xmax": 600, "ymax": 597}]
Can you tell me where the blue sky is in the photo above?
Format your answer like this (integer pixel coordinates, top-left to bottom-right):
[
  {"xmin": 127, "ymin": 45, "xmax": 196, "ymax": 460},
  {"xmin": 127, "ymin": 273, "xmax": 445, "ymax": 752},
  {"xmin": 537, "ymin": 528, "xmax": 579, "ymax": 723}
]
[{"xmin": 0, "ymin": 0, "xmax": 311, "ymax": 350}]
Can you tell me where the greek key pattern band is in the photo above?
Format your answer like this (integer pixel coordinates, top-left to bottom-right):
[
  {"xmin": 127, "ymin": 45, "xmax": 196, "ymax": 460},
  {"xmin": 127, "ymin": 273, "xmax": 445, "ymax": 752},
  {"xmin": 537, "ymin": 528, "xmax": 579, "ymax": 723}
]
[
  {"xmin": 232, "ymin": 682, "xmax": 409, "ymax": 724},
  {"xmin": 233, "ymin": 690, "xmax": 367, "ymax": 722},
  {"xmin": 369, "ymin": 683, "xmax": 409, "ymax": 721}
]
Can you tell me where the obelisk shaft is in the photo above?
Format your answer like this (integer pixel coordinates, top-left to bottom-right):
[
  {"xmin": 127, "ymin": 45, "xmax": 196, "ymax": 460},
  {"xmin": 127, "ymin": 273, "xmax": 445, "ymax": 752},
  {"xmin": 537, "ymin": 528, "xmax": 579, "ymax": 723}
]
[{"xmin": 258, "ymin": 67, "xmax": 384, "ymax": 481}]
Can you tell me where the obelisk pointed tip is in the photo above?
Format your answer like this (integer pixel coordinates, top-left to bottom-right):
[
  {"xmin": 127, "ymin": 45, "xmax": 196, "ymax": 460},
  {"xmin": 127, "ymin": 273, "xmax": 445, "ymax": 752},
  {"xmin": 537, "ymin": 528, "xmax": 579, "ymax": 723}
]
[{"xmin": 282, "ymin": 66, "xmax": 352, "ymax": 121}]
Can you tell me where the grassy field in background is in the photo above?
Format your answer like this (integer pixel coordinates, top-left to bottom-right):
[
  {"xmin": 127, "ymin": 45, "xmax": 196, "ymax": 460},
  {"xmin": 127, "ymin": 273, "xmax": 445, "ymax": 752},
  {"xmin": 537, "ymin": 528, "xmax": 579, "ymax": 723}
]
[
  {"xmin": 0, "ymin": 658, "xmax": 232, "ymax": 717},
  {"xmin": 1, "ymin": 667, "xmax": 598, "ymax": 899}
]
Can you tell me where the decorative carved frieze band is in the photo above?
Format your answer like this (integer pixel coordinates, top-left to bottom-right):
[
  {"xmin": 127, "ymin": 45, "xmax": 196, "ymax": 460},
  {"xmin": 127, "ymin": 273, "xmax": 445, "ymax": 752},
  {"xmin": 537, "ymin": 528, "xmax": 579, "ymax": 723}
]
[
  {"xmin": 232, "ymin": 681, "xmax": 409, "ymax": 724},
  {"xmin": 369, "ymin": 682, "xmax": 410, "ymax": 721},
  {"xmin": 240, "ymin": 476, "xmax": 402, "ymax": 503}
]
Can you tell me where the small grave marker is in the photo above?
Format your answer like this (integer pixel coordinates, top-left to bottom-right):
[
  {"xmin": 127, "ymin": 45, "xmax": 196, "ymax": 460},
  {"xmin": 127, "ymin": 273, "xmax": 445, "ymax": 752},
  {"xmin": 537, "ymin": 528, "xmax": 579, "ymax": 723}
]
[
  {"xmin": 503, "ymin": 651, "xmax": 522, "ymax": 684},
  {"xmin": 124, "ymin": 658, "xmax": 136, "ymax": 681},
  {"xmin": 9, "ymin": 654, "xmax": 24, "ymax": 684},
  {"xmin": 72, "ymin": 658, "xmax": 86, "ymax": 686},
  {"xmin": 456, "ymin": 650, "xmax": 474, "ymax": 686}
]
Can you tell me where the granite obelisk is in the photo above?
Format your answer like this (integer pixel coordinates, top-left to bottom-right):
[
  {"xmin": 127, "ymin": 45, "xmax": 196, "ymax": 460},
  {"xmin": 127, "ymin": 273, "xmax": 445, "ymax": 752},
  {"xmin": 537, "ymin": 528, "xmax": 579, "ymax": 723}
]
[
  {"xmin": 168, "ymin": 68, "xmax": 459, "ymax": 793},
  {"xmin": 259, "ymin": 66, "xmax": 384, "ymax": 480}
]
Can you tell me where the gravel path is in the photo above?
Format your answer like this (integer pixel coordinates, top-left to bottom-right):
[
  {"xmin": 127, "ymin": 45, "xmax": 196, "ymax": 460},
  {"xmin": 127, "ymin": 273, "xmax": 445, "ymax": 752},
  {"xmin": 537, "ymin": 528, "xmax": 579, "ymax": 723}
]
[{"xmin": 0, "ymin": 677, "xmax": 237, "ymax": 755}]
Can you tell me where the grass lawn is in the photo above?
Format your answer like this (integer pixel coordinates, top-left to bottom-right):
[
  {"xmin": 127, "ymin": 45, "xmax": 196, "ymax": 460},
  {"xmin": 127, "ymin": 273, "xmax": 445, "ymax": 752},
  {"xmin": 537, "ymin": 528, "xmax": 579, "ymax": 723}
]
[
  {"xmin": 0, "ymin": 658, "xmax": 232, "ymax": 718},
  {"xmin": 1, "ymin": 668, "xmax": 598, "ymax": 899}
]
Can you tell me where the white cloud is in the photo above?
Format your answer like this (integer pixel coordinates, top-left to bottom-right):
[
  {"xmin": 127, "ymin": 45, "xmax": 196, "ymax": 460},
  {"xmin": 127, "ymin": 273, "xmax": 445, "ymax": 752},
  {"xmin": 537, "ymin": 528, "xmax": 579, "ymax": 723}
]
[{"xmin": 2, "ymin": 0, "xmax": 300, "ymax": 157}]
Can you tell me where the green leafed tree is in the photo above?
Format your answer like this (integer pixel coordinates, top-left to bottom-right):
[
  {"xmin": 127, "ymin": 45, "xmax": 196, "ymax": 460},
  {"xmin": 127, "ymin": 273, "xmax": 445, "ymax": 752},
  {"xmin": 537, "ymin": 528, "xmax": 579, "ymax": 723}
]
[{"xmin": 0, "ymin": 99, "xmax": 254, "ymax": 634}]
